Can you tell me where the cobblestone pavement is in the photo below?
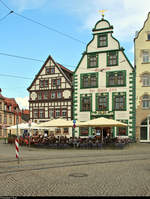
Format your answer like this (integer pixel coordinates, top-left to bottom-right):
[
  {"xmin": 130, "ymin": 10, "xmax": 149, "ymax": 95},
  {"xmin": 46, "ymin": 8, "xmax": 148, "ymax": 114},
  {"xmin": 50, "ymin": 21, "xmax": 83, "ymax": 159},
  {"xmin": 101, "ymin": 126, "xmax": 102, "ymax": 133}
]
[{"xmin": 0, "ymin": 142, "xmax": 150, "ymax": 196}]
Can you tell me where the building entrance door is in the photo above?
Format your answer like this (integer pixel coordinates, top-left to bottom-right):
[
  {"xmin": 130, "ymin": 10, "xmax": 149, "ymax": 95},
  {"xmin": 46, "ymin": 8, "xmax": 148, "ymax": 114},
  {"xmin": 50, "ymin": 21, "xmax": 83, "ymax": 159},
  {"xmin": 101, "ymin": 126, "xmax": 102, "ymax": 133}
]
[
  {"xmin": 140, "ymin": 116, "xmax": 150, "ymax": 142},
  {"xmin": 95, "ymin": 127, "xmax": 111, "ymax": 141}
]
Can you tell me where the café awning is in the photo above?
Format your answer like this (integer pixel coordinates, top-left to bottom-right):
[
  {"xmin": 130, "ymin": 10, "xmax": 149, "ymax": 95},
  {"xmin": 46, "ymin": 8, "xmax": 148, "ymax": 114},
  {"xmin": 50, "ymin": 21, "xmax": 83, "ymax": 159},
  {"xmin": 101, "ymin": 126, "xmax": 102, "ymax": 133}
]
[
  {"xmin": 77, "ymin": 117, "xmax": 127, "ymax": 128},
  {"xmin": 37, "ymin": 118, "xmax": 82, "ymax": 128},
  {"xmin": 7, "ymin": 122, "xmax": 45, "ymax": 130}
]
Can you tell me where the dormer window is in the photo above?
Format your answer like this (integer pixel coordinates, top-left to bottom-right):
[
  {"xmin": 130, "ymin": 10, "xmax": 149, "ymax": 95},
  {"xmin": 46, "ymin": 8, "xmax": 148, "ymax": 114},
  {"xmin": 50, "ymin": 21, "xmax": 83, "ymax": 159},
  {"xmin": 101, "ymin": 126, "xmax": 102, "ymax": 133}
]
[
  {"xmin": 45, "ymin": 66, "xmax": 55, "ymax": 74},
  {"xmin": 97, "ymin": 33, "xmax": 108, "ymax": 47},
  {"xmin": 9, "ymin": 106, "xmax": 11, "ymax": 111}
]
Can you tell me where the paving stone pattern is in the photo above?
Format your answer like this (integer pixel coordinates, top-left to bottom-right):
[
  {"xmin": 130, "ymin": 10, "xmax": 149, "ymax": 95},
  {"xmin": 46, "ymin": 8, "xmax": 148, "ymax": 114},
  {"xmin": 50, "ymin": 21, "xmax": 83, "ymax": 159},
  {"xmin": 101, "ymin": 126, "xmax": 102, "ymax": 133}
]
[{"xmin": 0, "ymin": 142, "xmax": 150, "ymax": 196}]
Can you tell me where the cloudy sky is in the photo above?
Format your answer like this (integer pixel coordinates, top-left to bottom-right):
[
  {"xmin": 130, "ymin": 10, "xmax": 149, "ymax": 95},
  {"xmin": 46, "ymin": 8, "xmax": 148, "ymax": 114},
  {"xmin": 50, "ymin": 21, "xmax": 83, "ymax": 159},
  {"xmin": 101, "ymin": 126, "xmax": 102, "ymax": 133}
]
[{"xmin": 0, "ymin": 0, "xmax": 149, "ymax": 109}]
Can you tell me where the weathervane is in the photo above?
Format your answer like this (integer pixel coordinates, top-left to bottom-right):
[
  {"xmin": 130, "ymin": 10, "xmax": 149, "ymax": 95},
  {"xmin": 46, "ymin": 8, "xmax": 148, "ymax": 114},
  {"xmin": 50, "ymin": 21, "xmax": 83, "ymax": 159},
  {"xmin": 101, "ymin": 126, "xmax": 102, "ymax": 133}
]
[{"xmin": 99, "ymin": 9, "xmax": 107, "ymax": 19}]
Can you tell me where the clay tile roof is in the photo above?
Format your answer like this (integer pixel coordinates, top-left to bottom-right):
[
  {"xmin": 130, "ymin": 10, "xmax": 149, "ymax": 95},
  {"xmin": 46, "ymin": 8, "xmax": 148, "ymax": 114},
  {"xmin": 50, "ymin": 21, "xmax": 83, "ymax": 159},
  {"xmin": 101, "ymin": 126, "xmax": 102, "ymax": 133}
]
[
  {"xmin": 22, "ymin": 109, "xmax": 30, "ymax": 114},
  {"xmin": 57, "ymin": 63, "xmax": 73, "ymax": 74},
  {"xmin": 0, "ymin": 93, "xmax": 5, "ymax": 99},
  {"xmin": 4, "ymin": 98, "xmax": 18, "ymax": 108}
]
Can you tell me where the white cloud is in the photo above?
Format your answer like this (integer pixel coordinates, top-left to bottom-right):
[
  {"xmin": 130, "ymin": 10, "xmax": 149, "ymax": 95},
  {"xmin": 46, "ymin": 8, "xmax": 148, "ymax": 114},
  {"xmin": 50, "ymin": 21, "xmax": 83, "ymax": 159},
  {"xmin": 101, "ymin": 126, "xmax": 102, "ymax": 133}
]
[
  {"xmin": 77, "ymin": 0, "xmax": 150, "ymax": 42},
  {"xmin": 51, "ymin": 0, "xmax": 150, "ymax": 42},
  {"xmin": 10, "ymin": 0, "xmax": 150, "ymax": 42},
  {"xmin": 15, "ymin": 96, "xmax": 29, "ymax": 109}
]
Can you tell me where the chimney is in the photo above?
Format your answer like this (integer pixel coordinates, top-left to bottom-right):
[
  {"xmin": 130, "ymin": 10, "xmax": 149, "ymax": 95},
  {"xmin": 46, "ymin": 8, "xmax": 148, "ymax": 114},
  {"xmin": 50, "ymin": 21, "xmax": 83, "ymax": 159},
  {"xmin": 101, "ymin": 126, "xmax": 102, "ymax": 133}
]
[
  {"xmin": 0, "ymin": 88, "xmax": 2, "ymax": 94},
  {"xmin": 135, "ymin": 31, "xmax": 139, "ymax": 38}
]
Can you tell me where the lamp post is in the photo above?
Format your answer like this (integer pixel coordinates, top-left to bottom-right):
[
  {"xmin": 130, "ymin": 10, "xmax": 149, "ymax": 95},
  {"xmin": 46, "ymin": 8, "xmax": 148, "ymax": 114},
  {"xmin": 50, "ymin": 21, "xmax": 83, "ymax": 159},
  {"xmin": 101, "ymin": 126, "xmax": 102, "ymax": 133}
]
[{"xmin": 72, "ymin": 120, "xmax": 76, "ymax": 138}]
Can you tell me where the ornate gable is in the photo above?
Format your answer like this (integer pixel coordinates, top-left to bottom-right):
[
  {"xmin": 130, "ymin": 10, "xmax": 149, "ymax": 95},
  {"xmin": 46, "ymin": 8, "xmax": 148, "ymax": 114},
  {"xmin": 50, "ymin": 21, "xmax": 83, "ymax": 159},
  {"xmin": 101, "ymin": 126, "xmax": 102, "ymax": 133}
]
[{"xmin": 27, "ymin": 55, "xmax": 73, "ymax": 91}]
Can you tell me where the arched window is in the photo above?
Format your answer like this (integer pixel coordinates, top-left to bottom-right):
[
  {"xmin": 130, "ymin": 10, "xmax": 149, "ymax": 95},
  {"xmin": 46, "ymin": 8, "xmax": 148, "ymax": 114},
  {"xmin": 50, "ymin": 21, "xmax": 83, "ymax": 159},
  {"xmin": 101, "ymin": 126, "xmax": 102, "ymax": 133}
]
[
  {"xmin": 141, "ymin": 118, "xmax": 147, "ymax": 125},
  {"xmin": 142, "ymin": 51, "xmax": 149, "ymax": 63},
  {"xmin": 141, "ymin": 74, "xmax": 150, "ymax": 86},
  {"xmin": 142, "ymin": 95, "xmax": 150, "ymax": 109}
]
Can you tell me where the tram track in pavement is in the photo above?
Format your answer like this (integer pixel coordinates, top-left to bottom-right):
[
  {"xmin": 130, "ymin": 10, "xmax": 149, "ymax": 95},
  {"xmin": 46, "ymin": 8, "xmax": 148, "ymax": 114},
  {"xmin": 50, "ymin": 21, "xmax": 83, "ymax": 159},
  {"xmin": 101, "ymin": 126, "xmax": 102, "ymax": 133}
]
[
  {"xmin": 0, "ymin": 153, "xmax": 150, "ymax": 175},
  {"xmin": 1, "ymin": 149, "xmax": 150, "ymax": 164}
]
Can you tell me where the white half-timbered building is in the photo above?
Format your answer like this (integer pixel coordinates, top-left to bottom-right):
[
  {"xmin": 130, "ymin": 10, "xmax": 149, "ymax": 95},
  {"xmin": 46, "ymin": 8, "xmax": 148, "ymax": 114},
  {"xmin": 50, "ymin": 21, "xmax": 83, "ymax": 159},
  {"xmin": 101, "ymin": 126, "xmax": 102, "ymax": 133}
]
[
  {"xmin": 73, "ymin": 16, "xmax": 135, "ymax": 140},
  {"xmin": 27, "ymin": 55, "xmax": 73, "ymax": 135}
]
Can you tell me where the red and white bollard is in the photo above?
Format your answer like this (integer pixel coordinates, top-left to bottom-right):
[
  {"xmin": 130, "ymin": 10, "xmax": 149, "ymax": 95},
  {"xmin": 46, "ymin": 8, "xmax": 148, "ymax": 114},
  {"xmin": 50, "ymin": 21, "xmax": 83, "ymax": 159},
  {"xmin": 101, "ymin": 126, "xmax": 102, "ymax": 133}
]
[{"xmin": 15, "ymin": 138, "xmax": 19, "ymax": 162}]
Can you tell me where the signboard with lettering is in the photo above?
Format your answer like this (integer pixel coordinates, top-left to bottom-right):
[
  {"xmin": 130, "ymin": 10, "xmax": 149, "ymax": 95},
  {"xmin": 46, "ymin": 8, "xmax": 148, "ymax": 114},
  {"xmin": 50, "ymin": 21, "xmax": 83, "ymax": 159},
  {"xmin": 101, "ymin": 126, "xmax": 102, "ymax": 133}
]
[{"xmin": 89, "ymin": 88, "xmax": 117, "ymax": 93}]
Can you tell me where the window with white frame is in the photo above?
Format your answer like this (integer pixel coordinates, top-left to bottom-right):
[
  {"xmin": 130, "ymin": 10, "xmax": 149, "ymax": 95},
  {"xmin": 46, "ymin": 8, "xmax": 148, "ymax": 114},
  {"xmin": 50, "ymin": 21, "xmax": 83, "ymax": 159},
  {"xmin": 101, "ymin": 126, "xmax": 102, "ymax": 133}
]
[
  {"xmin": 142, "ymin": 74, "xmax": 150, "ymax": 86},
  {"xmin": 9, "ymin": 115, "xmax": 12, "ymax": 125},
  {"xmin": 63, "ymin": 128, "xmax": 69, "ymax": 134},
  {"xmin": 51, "ymin": 92, "xmax": 56, "ymax": 99},
  {"xmin": 0, "ymin": 102, "xmax": 2, "ymax": 110},
  {"xmin": 9, "ymin": 106, "xmax": 11, "ymax": 111},
  {"xmin": 142, "ymin": 95, "xmax": 150, "ymax": 109},
  {"xmin": 4, "ymin": 114, "xmax": 7, "ymax": 124},
  {"xmin": 43, "ymin": 91, "xmax": 49, "ymax": 100},
  {"xmin": 45, "ymin": 66, "xmax": 55, "ymax": 74},
  {"xmin": 52, "ymin": 79, "xmax": 61, "ymax": 87},
  {"xmin": 33, "ymin": 109, "xmax": 38, "ymax": 119},
  {"xmin": 62, "ymin": 109, "xmax": 67, "ymax": 117},
  {"xmin": 55, "ymin": 109, "xmax": 61, "ymax": 118},
  {"xmin": 143, "ymin": 51, "xmax": 149, "ymax": 63},
  {"xmin": 38, "ymin": 92, "xmax": 42, "ymax": 100},
  {"xmin": 57, "ymin": 91, "xmax": 62, "ymax": 99},
  {"xmin": 0, "ymin": 127, "xmax": 2, "ymax": 136},
  {"xmin": 0, "ymin": 114, "xmax": 2, "ymax": 124},
  {"xmin": 49, "ymin": 109, "xmax": 54, "ymax": 118},
  {"xmin": 55, "ymin": 128, "xmax": 61, "ymax": 134},
  {"xmin": 40, "ymin": 80, "xmax": 49, "ymax": 88},
  {"xmin": 39, "ymin": 109, "xmax": 45, "ymax": 119}
]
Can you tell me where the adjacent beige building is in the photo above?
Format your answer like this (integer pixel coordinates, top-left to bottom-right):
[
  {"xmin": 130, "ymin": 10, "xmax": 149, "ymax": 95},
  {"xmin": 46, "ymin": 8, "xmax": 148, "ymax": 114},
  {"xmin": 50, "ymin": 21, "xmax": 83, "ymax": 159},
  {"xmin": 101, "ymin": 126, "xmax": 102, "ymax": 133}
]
[{"xmin": 135, "ymin": 12, "xmax": 150, "ymax": 142}]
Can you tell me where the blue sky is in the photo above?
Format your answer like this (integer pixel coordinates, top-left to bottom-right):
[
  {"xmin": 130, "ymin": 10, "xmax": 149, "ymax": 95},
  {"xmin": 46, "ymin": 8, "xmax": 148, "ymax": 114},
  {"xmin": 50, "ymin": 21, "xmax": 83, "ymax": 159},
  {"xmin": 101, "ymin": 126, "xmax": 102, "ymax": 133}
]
[{"xmin": 0, "ymin": 0, "xmax": 150, "ymax": 109}]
